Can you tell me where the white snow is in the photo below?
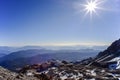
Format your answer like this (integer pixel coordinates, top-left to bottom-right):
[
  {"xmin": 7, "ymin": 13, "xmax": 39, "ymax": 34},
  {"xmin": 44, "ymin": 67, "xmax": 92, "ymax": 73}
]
[
  {"xmin": 86, "ymin": 69, "xmax": 96, "ymax": 76},
  {"xmin": 90, "ymin": 69, "xmax": 96, "ymax": 76},
  {"xmin": 60, "ymin": 75, "xmax": 67, "ymax": 80},
  {"xmin": 108, "ymin": 56, "xmax": 120, "ymax": 69},
  {"xmin": 51, "ymin": 67, "xmax": 56, "ymax": 70},
  {"xmin": 78, "ymin": 73, "xmax": 83, "ymax": 77},
  {"xmin": 101, "ymin": 70, "xmax": 105, "ymax": 72},
  {"xmin": 109, "ymin": 56, "xmax": 120, "ymax": 62},
  {"xmin": 26, "ymin": 72, "xmax": 33, "ymax": 76},
  {"xmin": 85, "ymin": 78, "xmax": 95, "ymax": 80}
]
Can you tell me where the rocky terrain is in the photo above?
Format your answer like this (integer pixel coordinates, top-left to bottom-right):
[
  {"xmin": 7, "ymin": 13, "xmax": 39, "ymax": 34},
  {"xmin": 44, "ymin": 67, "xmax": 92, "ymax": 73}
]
[
  {"xmin": 17, "ymin": 39, "xmax": 120, "ymax": 80},
  {"xmin": 17, "ymin": 60, "xmax": 120, "ymax": 80},
  {"xmin": 0, "ymin": 67, "xmax": 54, "ymax": 80},
  {"xmin": 1, "ymin": 60, "xmax": 120, "ymax": 80},
  {"xmin": 1, "ymin": 39, "xmax": 120, "ymax": 80},
  {"xmin": 0, "ymin": 66, "xmax": 48, "ymax": 80}
]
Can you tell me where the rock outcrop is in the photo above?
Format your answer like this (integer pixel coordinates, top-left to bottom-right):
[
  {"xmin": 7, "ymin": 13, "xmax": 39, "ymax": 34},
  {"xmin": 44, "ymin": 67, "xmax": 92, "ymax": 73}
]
[
  {"xmin": 96, "ymin": 39, "xmax": 120, "ymax": 62},
  {"xmin": 0, "ymin": 66, "xmax": 48, "ymax": 80}
]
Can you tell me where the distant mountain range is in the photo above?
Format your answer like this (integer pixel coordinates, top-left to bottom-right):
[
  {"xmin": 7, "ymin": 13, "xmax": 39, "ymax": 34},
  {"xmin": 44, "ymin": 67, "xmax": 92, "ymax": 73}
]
[
  {"xmin": 0, "ymin": 53, "xmax": 7, "ymax": 58},
  {"xmin": 0, "ymin": 44, "xmax": 109, "ymax": 71},
  {"xmin": 0, "ymin": 46, "xmax": 44, "ymax": 54},
  {"xmin": 0, "ymin": 45, "xmax": 108, "ymax": 54},
  {"xmin": 0, "ymin": 48, "xmax": 99, "ymax": 71}
]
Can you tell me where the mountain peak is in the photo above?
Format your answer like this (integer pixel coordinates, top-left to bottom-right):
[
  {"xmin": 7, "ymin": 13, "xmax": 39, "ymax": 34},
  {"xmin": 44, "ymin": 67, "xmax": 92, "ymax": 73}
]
[
  {"xmin": 88, "ymin": 39, "xmax": 120, "ymax": 65},
  {"xmin": 97, "ymin": 39, "xmax": 120, "ymax": 58},
  {"xmin": 107, "ymin": 39, "xmax": 120, "ymax": 52}
]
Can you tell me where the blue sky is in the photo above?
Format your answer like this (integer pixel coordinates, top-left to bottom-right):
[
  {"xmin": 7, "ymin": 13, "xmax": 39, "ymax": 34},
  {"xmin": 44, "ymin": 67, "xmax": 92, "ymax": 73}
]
[{"xmin": 0, "ymin": 0, "xmax": 120, "ymax": 46}]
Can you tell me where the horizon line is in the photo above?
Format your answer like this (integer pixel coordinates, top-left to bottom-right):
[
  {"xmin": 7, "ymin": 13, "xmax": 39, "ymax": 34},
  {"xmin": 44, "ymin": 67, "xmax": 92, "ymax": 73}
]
[{"xmin": 0, "ymin": 42, "xmax": 110, "ymax": 47}]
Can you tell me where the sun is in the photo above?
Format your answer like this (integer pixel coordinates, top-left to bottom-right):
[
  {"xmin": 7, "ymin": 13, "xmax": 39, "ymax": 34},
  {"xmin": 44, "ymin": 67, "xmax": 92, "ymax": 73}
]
[
  {"xmin": 74, "ymin": 0, "xmax": 106, "ymax": 19},
  {"xmin": 85, "ymin": 0, "xmax": 97, "ymax": 13},
  {"xmin": 80, "ymin": 0, "xmax": 105, "ymax": 18},
  {"xmin": 84, "ymin": 0, "xmax": 99, "ymax": 17}
]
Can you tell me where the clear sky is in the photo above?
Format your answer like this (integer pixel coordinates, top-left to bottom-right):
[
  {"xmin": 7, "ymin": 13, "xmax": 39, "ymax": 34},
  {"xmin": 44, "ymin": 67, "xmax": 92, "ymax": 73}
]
[{"xmin": 0, "ymin": 0, "xmax": 120, "ymax": 46}]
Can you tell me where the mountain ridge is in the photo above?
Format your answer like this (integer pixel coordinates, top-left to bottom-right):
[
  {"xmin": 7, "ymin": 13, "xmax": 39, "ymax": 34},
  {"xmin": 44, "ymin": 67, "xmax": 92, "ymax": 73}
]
[{"xmin": 95, "ymin": 39, "xmax": 120, "ymax": 62}]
